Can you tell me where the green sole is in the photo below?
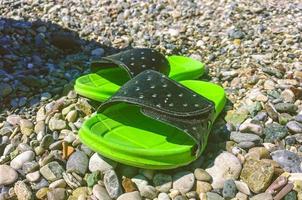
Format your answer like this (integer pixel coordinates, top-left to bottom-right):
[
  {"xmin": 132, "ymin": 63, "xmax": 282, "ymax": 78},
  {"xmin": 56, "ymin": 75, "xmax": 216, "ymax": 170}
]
[
  {"xmin": 74, "ymin": 55, "xmax": 205, "ymax": 102},
  {"xmin": 79, "ymin": 80, "xmax": 226, "ymax": 169}
]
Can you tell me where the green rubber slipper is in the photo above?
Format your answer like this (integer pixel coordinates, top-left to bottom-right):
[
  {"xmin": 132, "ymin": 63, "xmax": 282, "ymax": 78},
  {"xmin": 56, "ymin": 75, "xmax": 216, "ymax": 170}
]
[
  {"xmin": 74, "ymin": 48, "xmax": 205, "ymax": 102},
  {"xmin": 79, "ymin": 70, "xmax": 226, "ymax": 169}
]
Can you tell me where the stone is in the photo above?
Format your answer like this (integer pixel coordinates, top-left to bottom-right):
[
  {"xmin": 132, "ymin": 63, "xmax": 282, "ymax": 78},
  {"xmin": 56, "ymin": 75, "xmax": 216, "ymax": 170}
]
[
  {"xmin": 20, "ymin": 119, "xmax": 34, "ymax": 136},
  {"xmin": 117, "ymin": 191, "xmax": 141, "ymax": 200},
  {"xmin": 86, "ymin": 171, "xmax": 100, "ymax": 187},
  {"xmin": 10, "ymin": 150, "xmax": 35, "ymax": 170},
  {"xmin": 273, "ymin": 183, "xmax": 294, "ymax": 200},
  {"xmin": 248, "ymin": 147, "xmax": 270, "ymax": 159},
  {"xmin": 40, "ymin": 134, "xmax": 54, "ymax": 149},
  {"xmin": 89, "ymin": 153, "xmax": 117, "ymax": 173},
  {"xmin": 140, "ymin": 185, "xmax": 158, "ymax": 199},
  {"xmin": 296, "ymin": 115, "xmax": 302, "ymax": 123},
  {"xmin": 239, "ymin": 122, "xmax": 263, "ymax": 136},
  {"xmin": 287, "ymin": 121, "xmax": 302, "ymax": 133},
  {"xmin": 131, "ymin": 174, "xmax": 148, "ymax": 190},
  {"xmin": 14, "ymin": 181, "xmax": 33, "ymax": 200},
  {"xmin": 265, "ymin": 103, "xmax": 279, "ymax": 121},
  {"xmin": 26, "ymin": 171, "xmax": 40, "ymax": 182},
  {"xmin": 279, "ymin": 113, "xmax": 293, "ymax": 125},
  {"xmin": 36, "ymin": 187, "xmax": 49, "ymax": 199},
  {"xmin": 47, "ymin": 188, "xmax": 66, "ymax": 200},
  {"xmin": 122, "ymin": 177, "xmax": 137, "ymax": 192},
  {"xmin": 35, "ymin": 121, "xmax": 45, "ymax": 135},
  {"xmin": 66, "ymin": 151, "xmax": 88, "ymax": 175},
  {"xmin": 65, "ymin": 110, "xmax": 78, "ymax": 122},
  {"xmin": 153, "ymin": 173, "xmax": 172, "ymax": 192},
  {"xmin": 92, "ymin": 184, "xmax": 111, "ymax": 200},
  {"xmin": 172, "ymin": 171, "xmax": 195, "ymax": 194},
  {"xmin": 230, "ymin": 132, "xmax": 262, "ymax": 143},
  {"xmin": 284, "ymin": 191, "xmax": 297, "ymax": 200},
  {"xmin": 235, "ymin": 181, "xmax": 251, "ymax": 195},
  {"xmin": 69, "ymin": 187, "xmax": 89, "ymax": 200},
  {"xmin": 240, "ymin": 159, "xmax": 274, "ymax": 193},
  {"xmin": 264, "ymin": 123, "xmax": 288, "ymax": 142},
  {"xmin": 158, "ymin": 192, "xmax": 170, "ymax": 200},
  {"xmin": 104, "ymin": 169, "xmax": 122, "ymax": 198},
  {"xmin": 236, "ymin": 192, "xmax": 248, "ymax": 200},
  {"xmin": 206, "ymin": 152, "xmax": 242, "ymax": 189},
  {"xmin": 49, "ymin": 179, "xmax": 66, "ymax": 189},
  {"xmin": 250, "ymin": 193, "xmax": 273, "ymax": 200},
  {"xmin": 222, "ymin": 179, "xmax": 237, "ymax": 199},
  {"xmin": 275, "ymin": 103, "xmax": 298, "ymax": 114},
  {"xmin": 0, "ymin": 164, "xmax": 18, "ymax": 185},
  {"xmin": 7, "ymin": 115, "xmax": 21, "ymax": 125},
  {"xmin": 196, "ymin": 181, "xmax": 212, "ymax": 194},
  {"xmin": 206, "ymin": 192, "xmax": 224, "ymax": 200},
  {"xmin": 48, "ymin": 117, "xmax": 66, "ymax": 131},
  {"xmin": 225, "ymin": 109, "xmax": 249, "ymax": 127},
  {"xmin": 139, "ymin": 169, "xmax": 155, "ymax": 180},
  {"xmin": 194, "ymin": 168, "xmax": 212, "ymax": 182},
  {"xmin": 271, "ymin": 150, "xmax": 302, "ymax": 173},
  {"xmin": 281, "ymin": 89, "xmax": 295, "ymax": 103},
  {"xmin": 40, "ymin": 161, "xmax": 65, "ymax": 181}
]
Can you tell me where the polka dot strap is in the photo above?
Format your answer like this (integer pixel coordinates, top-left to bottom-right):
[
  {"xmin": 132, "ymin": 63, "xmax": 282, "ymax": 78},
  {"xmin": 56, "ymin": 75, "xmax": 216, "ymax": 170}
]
[
  {"xmin": 90, "ymin": 48, "xmax": 170, "ymax": 77},
  {"xmin": 98, "ymin": 70, "xmax": 215, "ymax": 156}
]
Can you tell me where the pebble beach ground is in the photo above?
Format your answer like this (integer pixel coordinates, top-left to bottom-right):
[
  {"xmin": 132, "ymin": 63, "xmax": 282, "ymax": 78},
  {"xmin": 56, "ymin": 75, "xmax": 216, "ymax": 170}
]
[{"xmin": 0, "ymin": 0, "xmax": 302, "ymax": 200}]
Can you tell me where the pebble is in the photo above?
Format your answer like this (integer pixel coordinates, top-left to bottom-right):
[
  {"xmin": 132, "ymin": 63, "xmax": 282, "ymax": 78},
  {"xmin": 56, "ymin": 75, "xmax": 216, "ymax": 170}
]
[
  {"xmin": 36, "ymin": 187, "xmax": 49, "ymax": 199},
  {"xmin": 92, "ymin": 184, "xmax": 111, "ymax": 200},
  {"xmin": 91, "ymin": 48, "xmax": 105, "ymax": 57},
  {"xmin": 49, "ymin": 179, "xmax": 66, "ymax": 189},
  {"xmin": 40, "ymin": 161, "xmax": 65, "ymax": 181},
  {"xmin": 235, "ymin": 181, "xmax": 251, "ymax": 195},
  {"xmin": 196, "ymin": 181, "xmax": 212, "ymax": 194},
  {"xmin": 131, "ymin": 174, "xmax": 149, "ymax": 190},
  {"xmin": 0, "ymin": 164, "xmax": 18, "ymax": 185},
  {"xmin": 194, "ymin": 168, "xmax": 212, "ymax": 182},
  {"xmin": 172, "ymin": 171, "xmax": 195, "ymax": 194},
  {"xmin": 10, "ymin": 150, "xmax": 35, "ymax": 170},
  {"xmin": 230, "ymin": 132, "xmax": 262, "ymax": 143},
  {"xmin": 117, "ymin": 191, "xmax": 142, "ymax": 200},
  {"xmin": 48, "ymin": 117, "xmax": 66, "ymax": 131},
  {"xmin": 222, "ymin": 179, "xmax": 237, "ymax": 199},
  {"xmin": 206, "ymin": 152, "xmax": 242, "ymax": 189},
  {"xmin": 287, "ymin": 121, "xmax": 302, "ymax": 133},
  {"xmin": 153, "ymin": 173, "xmax": 172, "ymax": 192},
  {"xmin": 65, "ymin": 110, "xmax": 78, "ymax": 122},
  {"xmin": 158, "ymin": 192, "xmax": 171, "ymax": 200},
  {"xmin": 284, "ymin": 191, "xmax": 297, "ymax": 200},
  {"xmin": 47, "ymin": 188, "xmax": 66, "ymax": 200},
  {"xmin": 240, "ymin": 159, "xmax": 274, "ymax": 193},
  {"xmin": 20, "ymin": 119, "xmax": 34, "ymax": 136},
  {"xmin": 264, "ymin": 122, "xmax": 288, "ymax": 142},
  {"xmin": 250, "ymin": 192, "xmax": 273, "ymax": 200},
  {"xmin": 140, "ymin": 185, "xmax": 158, "ymax": 199},
  {"xmin": 89, "ymin": 153, "xmax": 117, "ymax": 173},
  {"xmin": 274, "ymin": 103, "xmax": 298, "ymax": 114},
  {"xmin": 239, "ymin": 122, "xmax": 263, "ymax": 136},
  {"xmin": 14, "ymin": 181, "xmax": 33, "ymax": 200},
  {"xmin": 26, "ymin": 171, "xmax": 40, "ymax": 182},
  {"xmin": 206, "ymin": 192, "xmax": 224, "ymax": 200},
  {"xmin": 271, "ymin": 150, "xmax": 302, "ymax": 173},
  {"xmin": 66, "ymin": 150, "xmax": 88, "ymax": 175},
  {"xmin": 281, "ymin": 89, "xmax": 295, "ymax": 103},
  {"xmin": 103, "ymin": 169, "xmax": 123, "ymax": 198}
]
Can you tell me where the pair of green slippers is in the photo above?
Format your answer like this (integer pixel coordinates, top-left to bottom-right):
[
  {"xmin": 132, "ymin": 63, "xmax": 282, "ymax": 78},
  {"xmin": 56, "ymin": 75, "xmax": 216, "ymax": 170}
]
[{"xmin": 75, "ymin": 48, "xmax": 226, "ymax": 169}]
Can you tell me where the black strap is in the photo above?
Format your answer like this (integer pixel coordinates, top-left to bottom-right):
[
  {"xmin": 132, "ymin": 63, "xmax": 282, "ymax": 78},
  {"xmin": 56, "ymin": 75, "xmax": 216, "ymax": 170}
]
[
  {"xmin": 91, "ymin": 48, "xmax": 170, "ymax": 78},
  {"xmin": 98, "ymin": 70, "xmax": 215, "ymax": 156}
]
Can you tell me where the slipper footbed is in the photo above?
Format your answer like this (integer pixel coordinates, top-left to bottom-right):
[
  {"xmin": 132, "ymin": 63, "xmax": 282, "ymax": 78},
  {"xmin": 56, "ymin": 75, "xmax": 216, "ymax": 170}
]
[{"xmin": 79, "ymin": 80, "xmax": 226, "ymax": 169}]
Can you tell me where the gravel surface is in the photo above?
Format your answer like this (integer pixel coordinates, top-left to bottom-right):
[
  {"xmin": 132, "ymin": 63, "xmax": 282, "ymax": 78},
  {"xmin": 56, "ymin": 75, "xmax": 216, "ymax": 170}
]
[{"xmin": 0, "ymin": 0, "xmax": 302, "ymax": 199}]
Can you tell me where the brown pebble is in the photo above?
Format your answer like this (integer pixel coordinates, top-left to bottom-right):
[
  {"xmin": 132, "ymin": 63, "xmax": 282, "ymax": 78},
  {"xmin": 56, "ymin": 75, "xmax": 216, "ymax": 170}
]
[
  {"xmin": 122, "ymin": 177, "xmax": 137, "ymax": 192},
  {"xmin": 62, "ymin": 142, "xmax": 74, "ymax": 160},
  {"xmin": 273, "ymin": 182, "xmax": 294, "ymax": 200}
]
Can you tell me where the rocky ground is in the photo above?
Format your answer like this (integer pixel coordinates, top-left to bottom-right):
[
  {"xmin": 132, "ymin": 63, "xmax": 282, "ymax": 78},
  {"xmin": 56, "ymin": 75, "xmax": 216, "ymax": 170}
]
[{"xmin": 0, "ymin": 0, "xmax": 302, "ymax": 200}]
